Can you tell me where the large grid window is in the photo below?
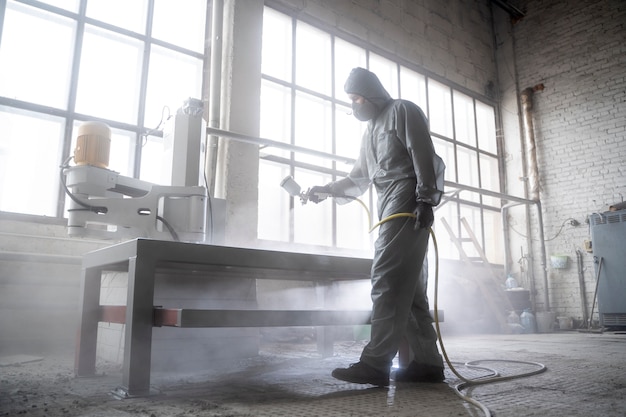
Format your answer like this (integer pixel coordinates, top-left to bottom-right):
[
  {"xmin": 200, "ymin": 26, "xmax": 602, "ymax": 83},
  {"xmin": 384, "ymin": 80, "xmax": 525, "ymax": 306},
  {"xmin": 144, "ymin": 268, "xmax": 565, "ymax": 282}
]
[
  {"xmin": 0, "ymin": 0, "xmax": 207, "ymax": 216},
  {"xmin": 259, "ymin": 6, "xmax": 503, "ymax": 263}
]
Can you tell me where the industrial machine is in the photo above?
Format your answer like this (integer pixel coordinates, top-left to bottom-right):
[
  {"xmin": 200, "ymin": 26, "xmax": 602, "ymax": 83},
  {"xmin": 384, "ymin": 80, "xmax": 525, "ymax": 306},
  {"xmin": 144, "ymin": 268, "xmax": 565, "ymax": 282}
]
[
  {"xmin": 63, "ymin": 99, "xmax": 224, "ymax": 243},
  {"xmin": 64, "ymin": 165, "xmax": 208, "ymax": 242},
  {"xmin": 589, "ymin": 209, "xmax": 626, "ymax": 328}
]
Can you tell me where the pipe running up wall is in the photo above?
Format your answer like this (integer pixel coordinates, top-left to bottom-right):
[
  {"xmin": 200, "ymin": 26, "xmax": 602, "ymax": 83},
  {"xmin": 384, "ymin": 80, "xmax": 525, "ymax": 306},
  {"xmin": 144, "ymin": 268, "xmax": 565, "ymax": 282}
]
[
  {"xmin": 520, "ymin": 87, "xmax": 541, "ymax": 201},
  {"xmin": 519, "ymin": 85, "xmax": 550, "ymax": 312},
  {"xmin": 205, "ymin": 0, "xmax": 224, "ymax": 196}
]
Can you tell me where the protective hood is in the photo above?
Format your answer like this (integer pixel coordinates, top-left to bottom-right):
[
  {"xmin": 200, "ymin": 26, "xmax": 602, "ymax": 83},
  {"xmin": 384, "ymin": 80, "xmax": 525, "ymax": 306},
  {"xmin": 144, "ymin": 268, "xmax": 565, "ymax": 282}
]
[{"xmin": 344, "ymin": 67, "xmax": 392, "ymax": 112}]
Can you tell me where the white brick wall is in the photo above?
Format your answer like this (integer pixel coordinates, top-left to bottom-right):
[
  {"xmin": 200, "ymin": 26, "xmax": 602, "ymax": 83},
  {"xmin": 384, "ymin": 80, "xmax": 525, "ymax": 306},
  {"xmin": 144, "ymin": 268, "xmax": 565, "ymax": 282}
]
[{"xmin": 504, "ymin": 0, "xmax": 626, "ymax": 321}]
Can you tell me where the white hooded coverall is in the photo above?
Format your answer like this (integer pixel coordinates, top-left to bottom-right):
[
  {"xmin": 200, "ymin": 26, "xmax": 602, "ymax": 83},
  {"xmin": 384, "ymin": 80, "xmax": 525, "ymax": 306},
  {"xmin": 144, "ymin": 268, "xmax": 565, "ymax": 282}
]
[{"xmin": 328, "ymin": 78, "xmax": 446, "ymax": 372}]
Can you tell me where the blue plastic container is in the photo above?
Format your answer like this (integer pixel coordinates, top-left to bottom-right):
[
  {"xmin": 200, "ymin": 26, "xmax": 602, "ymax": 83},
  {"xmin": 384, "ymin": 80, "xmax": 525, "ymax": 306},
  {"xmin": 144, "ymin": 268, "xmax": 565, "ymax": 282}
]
[{"xmin": 520, "ymin": 309, "xmax": 537, "ymax": 333}]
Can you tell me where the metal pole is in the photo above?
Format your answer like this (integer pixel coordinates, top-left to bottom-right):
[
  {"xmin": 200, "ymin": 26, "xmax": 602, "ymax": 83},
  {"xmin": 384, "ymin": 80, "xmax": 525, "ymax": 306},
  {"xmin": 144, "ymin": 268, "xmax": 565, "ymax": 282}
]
[
  {"xmin": 205, "ymin": 0, "xmax": 224, "ymax": 196},
  {"xmin": 588, "ymin": 257, "xmax": 604, "ymax": 329},
  {"xmin": 206, "ymin": 126, "xmax": 357, "ymax": 165},
  {"xmin": 534, "ymin": 200, "xmax": 549, "ymax": 311}
]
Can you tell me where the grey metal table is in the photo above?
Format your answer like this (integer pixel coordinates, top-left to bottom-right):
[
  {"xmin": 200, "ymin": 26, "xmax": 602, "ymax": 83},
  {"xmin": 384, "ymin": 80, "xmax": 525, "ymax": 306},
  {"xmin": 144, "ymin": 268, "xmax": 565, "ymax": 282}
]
[{"xmin": 74, "ymin": 238, "xmax": 372, "ymax": 397}]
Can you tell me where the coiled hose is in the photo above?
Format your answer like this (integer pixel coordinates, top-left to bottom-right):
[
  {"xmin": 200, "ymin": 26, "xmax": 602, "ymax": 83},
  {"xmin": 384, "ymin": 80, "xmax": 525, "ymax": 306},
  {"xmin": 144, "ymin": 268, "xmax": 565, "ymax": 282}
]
[{"xmin": 368, "ymin": 209, "xmax": 547, "ymax": 417}]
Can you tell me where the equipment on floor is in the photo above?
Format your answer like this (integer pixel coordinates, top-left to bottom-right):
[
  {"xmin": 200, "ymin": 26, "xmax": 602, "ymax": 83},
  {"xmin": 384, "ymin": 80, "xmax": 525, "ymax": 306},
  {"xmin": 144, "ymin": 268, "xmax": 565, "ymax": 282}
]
[{"xmin": 589, "ymin": 210, "xmax": 626, "ymax": 328}]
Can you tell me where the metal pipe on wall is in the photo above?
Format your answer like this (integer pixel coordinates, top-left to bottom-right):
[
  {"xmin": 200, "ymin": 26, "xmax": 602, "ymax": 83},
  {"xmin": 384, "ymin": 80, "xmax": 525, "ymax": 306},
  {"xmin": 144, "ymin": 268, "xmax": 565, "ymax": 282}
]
[
  {"xmin": 519, "ymin": 85, "xmax": 550, "ymax": 312},
  {"xmin": 205, "ymin": 0, "xmax": 224, "ymax": 196},
  {"xmin": 206, "ymin": 126, "xmax": 357, "ymax": 165},
  {"xmin": 534, "ymin": 199, "xmax": 550, "ymax": 311},
  {"xmin": 501, "ymin": 199, "xmax": 548, "ymax": 312},
  {"xmin": 575, "ymin": 249, "xmax": 589, "ymax": 325},
  {"xmin": 520, "ymin": 87, "xmax": 541, "ymax": 201},
  {"xmin": 501, "ymin": 201, "xmax": 524, "ymax": 278}
]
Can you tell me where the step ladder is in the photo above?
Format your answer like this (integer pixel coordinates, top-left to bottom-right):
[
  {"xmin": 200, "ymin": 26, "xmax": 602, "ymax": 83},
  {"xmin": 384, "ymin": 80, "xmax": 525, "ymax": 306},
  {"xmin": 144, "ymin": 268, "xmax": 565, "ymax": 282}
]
[{"xmin": 440, "ymin": 217, "xmax": 514, "ymax": 332}]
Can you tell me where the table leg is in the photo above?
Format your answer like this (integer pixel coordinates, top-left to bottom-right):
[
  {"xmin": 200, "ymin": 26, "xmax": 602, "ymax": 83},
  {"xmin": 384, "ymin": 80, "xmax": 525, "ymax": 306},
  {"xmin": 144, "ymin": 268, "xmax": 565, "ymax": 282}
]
[
  {"xmin": 120, "ymin": 256, "xmax": 156, "ymax": 396},
  {"xmin": 315, "ymin": 283, "xmax": 335, "ymax": 357},
  {"xmin": 75, "ymin": 266, "xmax": 103, "ymax": 377}
]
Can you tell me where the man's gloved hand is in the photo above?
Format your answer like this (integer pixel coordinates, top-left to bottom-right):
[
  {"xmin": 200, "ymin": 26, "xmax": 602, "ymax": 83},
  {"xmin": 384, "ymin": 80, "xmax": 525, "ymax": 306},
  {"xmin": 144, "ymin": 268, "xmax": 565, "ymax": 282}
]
[
  {"xmin": 307, "ymin": 185, "xmax": 333, "ymax": 204},
  {"xmin": 413, "ymin": 202, "xmax": 434, "ymax": 230}
]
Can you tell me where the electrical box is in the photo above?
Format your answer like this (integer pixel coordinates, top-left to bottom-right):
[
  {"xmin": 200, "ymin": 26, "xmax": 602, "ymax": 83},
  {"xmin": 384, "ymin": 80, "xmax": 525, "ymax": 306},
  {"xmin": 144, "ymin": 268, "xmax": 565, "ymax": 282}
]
[{"xmin": 589, "ymin": 210, "xmax": 626, "ymax": 328}]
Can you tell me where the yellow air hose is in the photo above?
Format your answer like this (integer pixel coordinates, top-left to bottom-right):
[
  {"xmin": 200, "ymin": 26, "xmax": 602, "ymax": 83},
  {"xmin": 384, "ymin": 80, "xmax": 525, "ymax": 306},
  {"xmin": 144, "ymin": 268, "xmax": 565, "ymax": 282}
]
[{"xmin": 362, "ymin": 204, "xmax": 546, "ymax": 417}]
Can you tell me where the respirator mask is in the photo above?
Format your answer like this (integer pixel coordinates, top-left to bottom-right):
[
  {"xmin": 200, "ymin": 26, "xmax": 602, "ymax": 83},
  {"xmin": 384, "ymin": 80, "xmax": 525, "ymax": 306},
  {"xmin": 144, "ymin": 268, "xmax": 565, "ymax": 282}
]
[{"xmin": 352, "ymin": 100, "xmax": 379, "ymax": 121}]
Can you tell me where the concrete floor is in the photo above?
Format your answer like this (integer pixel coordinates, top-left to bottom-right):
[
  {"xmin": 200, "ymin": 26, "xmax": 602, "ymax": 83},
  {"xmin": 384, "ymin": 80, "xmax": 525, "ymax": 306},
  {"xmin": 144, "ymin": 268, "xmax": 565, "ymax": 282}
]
[{"xmin": 1, "ymin": 331, "xmax": 625, "ymax": 417}]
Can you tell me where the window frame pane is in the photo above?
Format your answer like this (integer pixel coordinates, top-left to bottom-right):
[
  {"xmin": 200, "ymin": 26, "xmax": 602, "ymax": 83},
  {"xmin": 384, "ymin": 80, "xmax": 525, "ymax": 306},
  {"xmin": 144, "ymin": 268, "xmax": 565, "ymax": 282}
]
[
  {"xmin": 428, "ymin": 79, "xmax": 454, "ymax": 138},
  {"xmin": 453, "ymin": 90, "xmax": 477, "ymax": 147},
  {"xmin": 0, "ymin": 2, "xmax": 76, "ymax": 109},
  {"xmin": 261, "ymin": 7, "xmax": 293, "ymax": 82},
  {"xmin": 86, "ymin": 0, "xmax": 148, "ymax": 34},
  {"xmin": 295, "ymin": 21, "xmax": 332, "ymax": 95},
  {"xmin": 151, "ymin": 0, "xmax": 207, "ymax": 53},
  {"xmin": 0, "ymin": 106, "xmax": 65, "ymax": 216},
  {"xmin": 144, "ymin": 45, "xmax": 204, "ymax": 129},
  {"xmin": 476, "ymin": 101, "xmax": 498, "ymax": 154},
  {"xmin": 76, "ymin": 25, "xmax": 144, "ymax": 123},
  {"xmin": 294, "ymin": 91, "xmax": 333, "ymax": 168},
  {"xmin": 399, "ymin": 66, "xmax": 427, "ymax": 110},
  {"xmin": 260, "ymin": 80, "xmax": 292, "ymax": 158}
]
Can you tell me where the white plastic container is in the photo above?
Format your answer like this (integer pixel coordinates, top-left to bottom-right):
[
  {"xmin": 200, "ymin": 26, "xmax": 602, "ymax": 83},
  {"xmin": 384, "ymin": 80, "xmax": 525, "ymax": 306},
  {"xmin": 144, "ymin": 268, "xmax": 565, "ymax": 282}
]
[{"xmin": 536, "ymin": 311, "xmax": 557, "ymax": 333}]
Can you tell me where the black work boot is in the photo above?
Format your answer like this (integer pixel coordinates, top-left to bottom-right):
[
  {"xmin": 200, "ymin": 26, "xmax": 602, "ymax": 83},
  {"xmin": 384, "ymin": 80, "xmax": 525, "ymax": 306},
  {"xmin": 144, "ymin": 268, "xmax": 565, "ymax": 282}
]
[
  {"xmin": 331, "ymin": 361, "xmax": 389, "ymax": 387},
  {"xmin": 392, "ymin": 361, "xmax": 445, "ymax": 383}
]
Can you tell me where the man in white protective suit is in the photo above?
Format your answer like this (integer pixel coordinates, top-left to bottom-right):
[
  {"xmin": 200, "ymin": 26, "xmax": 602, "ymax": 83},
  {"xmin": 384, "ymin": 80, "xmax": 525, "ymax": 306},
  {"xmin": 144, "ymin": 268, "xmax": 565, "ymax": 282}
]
[{"xmin": 308, "ymin": 67, "xmax": 446, "ymax": 387}]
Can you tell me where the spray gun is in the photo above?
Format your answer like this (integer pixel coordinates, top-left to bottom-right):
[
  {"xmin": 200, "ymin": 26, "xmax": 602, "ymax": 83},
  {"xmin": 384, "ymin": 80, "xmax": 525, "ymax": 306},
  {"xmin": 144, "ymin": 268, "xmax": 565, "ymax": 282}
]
[{"xmin": 280, "ymin": 176, "xmax": 332, "ymax": 204}]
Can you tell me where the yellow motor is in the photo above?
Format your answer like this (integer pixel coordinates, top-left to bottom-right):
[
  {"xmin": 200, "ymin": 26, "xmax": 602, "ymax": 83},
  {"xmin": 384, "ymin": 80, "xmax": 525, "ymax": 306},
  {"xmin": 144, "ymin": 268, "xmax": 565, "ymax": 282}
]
[{"xmin": 74, "ymin": 121, "xmax": 111, "ymax": 168}]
